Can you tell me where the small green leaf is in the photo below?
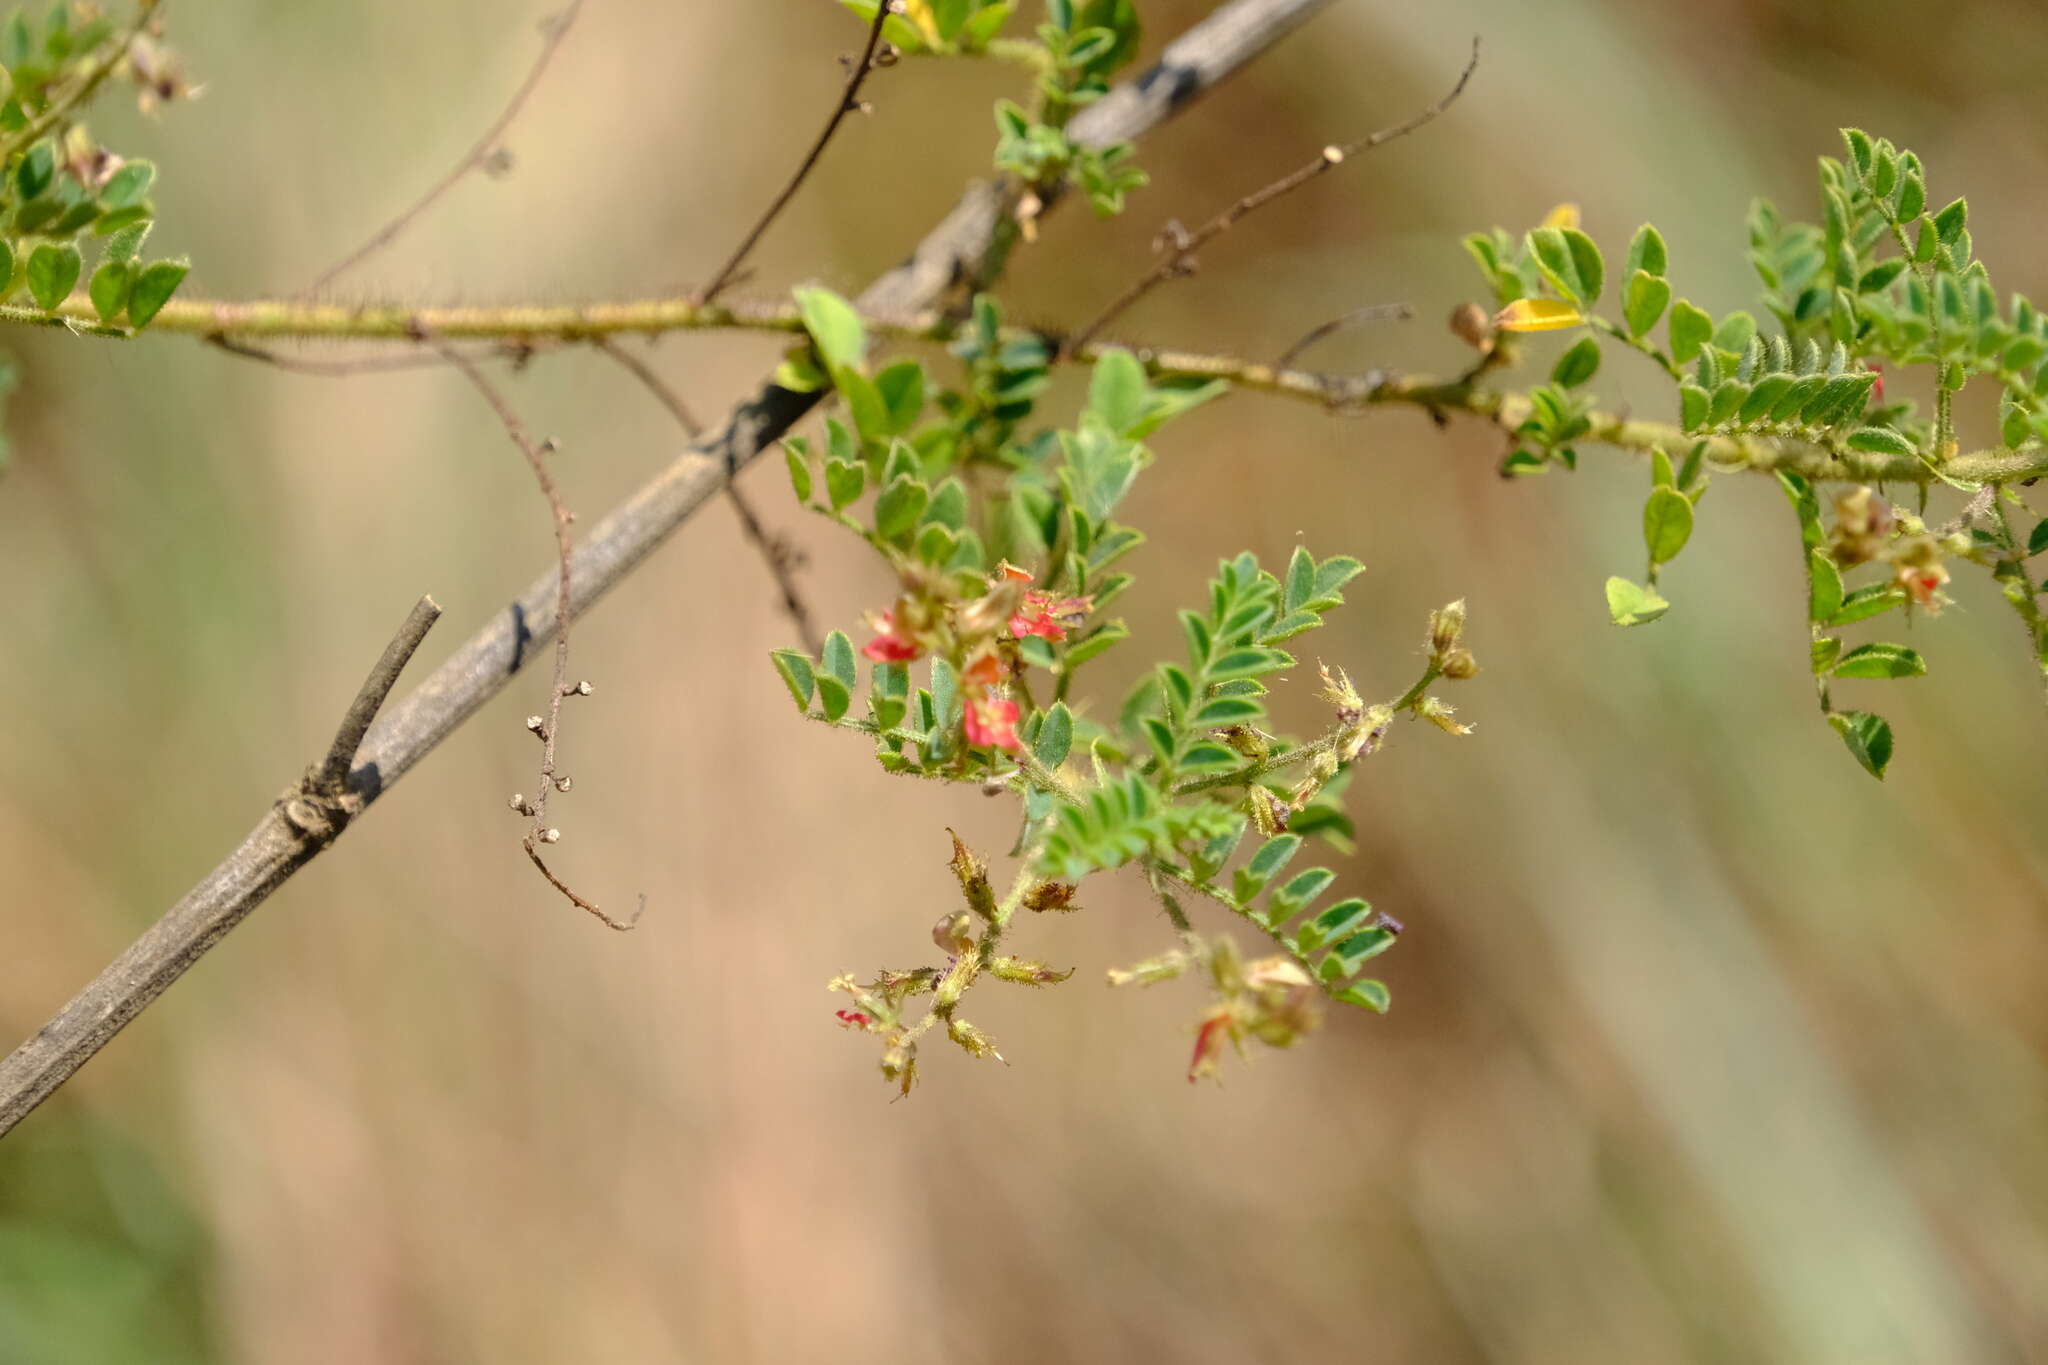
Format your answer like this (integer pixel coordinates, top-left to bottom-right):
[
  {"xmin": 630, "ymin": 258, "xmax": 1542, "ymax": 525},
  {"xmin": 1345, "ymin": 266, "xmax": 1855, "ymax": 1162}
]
[
  {"xmin": 1190, "ymin": 696, "xmax": 1263, "ymax": 727},
  {"xmin": 25, "ymin": 241, "xmax": 78, "ymax": 310},
  {"xmin": 86, "ymin": 259, "xmax": 129, "ymax": 322},
  {"xmin": 1669, "ymin": 299, "xmax": 1713, "ymax": 363},
  {"xmin": 1829, "ymin": 710, "xmax": 1894, "ymax": 779},
  {"xmin": 1844, "ymin": 426, "xmax": 1917, "ymax": 457},
  {"xmin": 13, "ymin": 139, "xmax": 51, "ymax": 199},
  {"xmin": 1643, "ymin": 486, "xmax": 1694, "ymax": 566},
  {"xmin": 1623, "ymin": 269, "xmax": 1671, "ymax": 338},
  {"xmin": 769, "ymin": 649, "xmax": 815, "ymax": 711},
  {"xmin": 1333, "ymin": 979, "xmax": 1390, "ymax": 1012},
  {"xmin": 872, "ymin": 476, "xmax": 930, "ymax": 543},
  {"xmin": 793, "ymin": 284, "xmax": 866, "ymax": 373},
  {"xmin": 825, "ymin": 458, "xmax": 865, "ymax": 511},
  {"xmin": 1625, "ymin": 222, "xmax": 1668, "ymax": 279},
  {"xmin": 1551, "ymin": 334, "xmax": 1601, "ymax": 388},
  {"xmin": 1528, "ymin": 226, "xmax": 1603, "ymax": 306},
  {"xmin": 1832, "ymin": 642, "xmax": 1927, "ymax": 680},
  {"xmin": 1933, "ymin": 197, "xmax": 1967, "ymax": 247},
  {"xmin": 1034, "ymin": 701, "xmax": 1074, "ymax": 768},
  {"xmin": 784, "ymin": 443, "xmax": 814, "ymax": 503},
  {"xmin": 1605, "ymin": 576, "xmax": 1670, "ymax": 626},
  {"xmin": 1087, "ymin": 347, "xmax": 1147, "ymax": 434},
  {"xmin": 1650, "ymin": 446, "xmax": 1675, "ymax": 489},
  {"xmin": 1827, "ymin": 583, "xmax": 1903, "ymax": 626},
  {"xmin": 1235, "ymin": 834, "xmax": 1302, "ymax": 904},
  {"xmin": 1808, "ymin": 550, "xmax": 1844, "ymax": 623},
  {"xmin": 1678, "ymin": 383, "xmax": 1710, "ymax": 432},
  {"xmin": 822, "ymin": 630, "xmax": 857, "ymax": 691},
  {"xmin": 873, "ymin": 359, "xmax": 924, "ymax": 433},
  {"xmin": 124, "ymin": 258, "xmax": 187, "ymax": 327},
  {"xmin": 98, "ymin": 158, "xmax": 154, "ymax": 209}
]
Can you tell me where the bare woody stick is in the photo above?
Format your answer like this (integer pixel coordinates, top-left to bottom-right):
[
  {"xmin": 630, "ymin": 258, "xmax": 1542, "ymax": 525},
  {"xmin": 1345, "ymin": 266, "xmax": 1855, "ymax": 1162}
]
[
  {"xmin": 302, "ymin": 0, "xmax": 587, "ymax": 296},
  {"xmin": 0, "ymin": 0, "xmax": 1336, "ymax": 1139},
  {"xmin": 1064, "ymin": 36, "xmax": 1480, "ymax": 356},
  {"xmin": 0, "ymin": 596, "xmax": 442, "ymax": 1137}
]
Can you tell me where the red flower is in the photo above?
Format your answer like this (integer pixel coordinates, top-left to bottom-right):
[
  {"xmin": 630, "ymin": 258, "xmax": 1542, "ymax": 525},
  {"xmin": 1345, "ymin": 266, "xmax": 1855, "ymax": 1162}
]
[
  {"xmin": 1009, "ymin": 590, "xmax": 1093, "ymax": 643},
  {"xmin": 1188, "ymin": 1010, "xmax": 1236, "ymax": 1084},
  {"xmin": 1868, "ymin": 361, "xmax": 1885, "ymax": 405},
  {"xmin": 993, "ymin": 561, "xmax": 1036, "ymax": 583},
  {"xmin": 835, "ymin": 1009, "xmax": 871, "ymax": 1029},
  {"xmin": 963, "ymin": 695, "xmax": 1022, "ymax": 751},
  {"xmin": 961, "ymin": 647, "xmax": 1003, "ymax": 689},
  {"xmin": 861, "ymin": 610, "xmax": 921, "ymax": 663}
]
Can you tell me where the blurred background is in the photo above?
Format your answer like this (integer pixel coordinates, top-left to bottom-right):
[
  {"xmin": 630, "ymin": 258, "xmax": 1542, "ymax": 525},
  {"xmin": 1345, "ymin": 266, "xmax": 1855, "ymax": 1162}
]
[{"xmin": 2, "ymin": 1, "xmax": 2046, "ymax": 1360}]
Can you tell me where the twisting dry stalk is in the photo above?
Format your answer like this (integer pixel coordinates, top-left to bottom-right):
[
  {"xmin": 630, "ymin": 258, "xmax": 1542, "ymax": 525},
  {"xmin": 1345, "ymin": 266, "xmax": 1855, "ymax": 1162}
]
[
  {"xmin": 435, "ymin": 340, "xmax": 644, "ymax": 931},
  {"xmin": 693, "ymin": 0, "xmax": 895, "ymax": 305},
  {"xmin": 302, "ymin": 0, "xmax": 587, "ymax": 295},
  {"xmin": 591, "ymin": 337, "xmax": 824, "ymax": 655}
]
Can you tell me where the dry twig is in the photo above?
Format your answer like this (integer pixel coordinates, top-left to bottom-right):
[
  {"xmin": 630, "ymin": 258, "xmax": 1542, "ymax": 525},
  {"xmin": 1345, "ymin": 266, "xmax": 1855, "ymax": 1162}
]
[
  {"xmin": 592, "ymin": 337, "xmax": 824, "ymax": 655},
  {"xmin": 693, "ymin": 0, "xmax": 895, "ymax": 305},
  {"xmin": 302, "ymin": 0, "xmax": 587, "ymax": 295},
  {"xmin": 435, "ymin": 340, "xmax": 644, "ymax": 931},
  {"xmin": 1065, "ymin": 36, "xmax": 1479, "ymax": 355},
  {"xmin": 0, "ymin": 596, "xmax": 442, "ymax": 1136}
]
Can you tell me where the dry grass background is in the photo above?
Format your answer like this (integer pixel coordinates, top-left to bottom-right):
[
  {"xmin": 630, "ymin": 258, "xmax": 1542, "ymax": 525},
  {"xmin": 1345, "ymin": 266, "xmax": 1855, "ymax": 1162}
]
[{"xmin": 2, "ymin": 1, "xmax": 2046, "ymax": 1361}]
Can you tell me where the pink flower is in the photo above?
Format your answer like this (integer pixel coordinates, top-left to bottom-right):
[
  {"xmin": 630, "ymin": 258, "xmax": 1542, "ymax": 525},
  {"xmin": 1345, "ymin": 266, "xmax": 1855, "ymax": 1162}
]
[
  {"xmin": 963, "ymin": 695, "xmax": 1022, "ymax": 751},
  {"xmin": 1009, "ymin": 591, "xmax": 1093, "ymax": 643},
  {"xmin": 1188, "ymin": 1010, "xmax": 1236, "ymax": 1084},
  {"xmin": 861, "ymin": 611, "xmax": 921, "ymax": 663}
]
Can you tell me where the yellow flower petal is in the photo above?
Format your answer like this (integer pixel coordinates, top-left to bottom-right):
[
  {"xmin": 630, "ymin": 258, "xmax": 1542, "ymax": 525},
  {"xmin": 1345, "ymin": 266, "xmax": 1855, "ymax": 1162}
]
[
  {"xmin": 1493, "ymin": 297, "xmax": 1586, "ymax": 332},
  {"xmin": 1541, "ymin": 202, "xmax": 1581, "ymax": 230}
]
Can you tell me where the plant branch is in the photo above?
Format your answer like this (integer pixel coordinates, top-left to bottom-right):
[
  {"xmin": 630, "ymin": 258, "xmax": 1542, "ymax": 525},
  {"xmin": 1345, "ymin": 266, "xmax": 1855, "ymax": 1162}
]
[
  {"xmin": 591, "ymin": 336, "xmax": 823, "ymax": 655},
  {"xmin": 435, "ymin": 339, "xmax": 643, "ymax": 931},
  {"xmin": 1063, "ymin": 35, "xmax": 1479, "ymax": 355},
  {"xmin": 0, "ymin": 0, "xmax": 1327, "ymax": 1137},
  {"xmin": 22, "ymin": 288, "xmax": 2048, "ymax": 483},
  {"xmin": 0, "ymin": 594, "xmax": 442, "ymax": 1138},
  {"xmin": 693, "ymin": 0, "xmax": 894, "ymax": 305},
  {"xmin": 302, "ymin": 0, "xmax": 586, "ymax": 295}
]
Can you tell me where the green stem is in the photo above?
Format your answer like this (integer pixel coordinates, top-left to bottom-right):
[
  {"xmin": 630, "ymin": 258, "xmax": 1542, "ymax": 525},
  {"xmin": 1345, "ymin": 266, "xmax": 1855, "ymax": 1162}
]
[{"xmin": 10, "ymin": 290, "xmax": 2046, "ymax": 484}]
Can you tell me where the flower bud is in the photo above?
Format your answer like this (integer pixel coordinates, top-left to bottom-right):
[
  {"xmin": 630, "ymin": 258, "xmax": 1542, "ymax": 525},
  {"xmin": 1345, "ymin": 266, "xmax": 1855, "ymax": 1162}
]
[
  {"xmin": 946, "ymin": 1018, "xmax": 1004, "ymax": 1062},
  {"xmin": 1449, "ymin": 302, "xmax": 1495, "ymax": 354},
  {"xmin": 1418, "ymin": 696, "xmax": 1473, "ymax": 736},
  {"xmin": 946, "ymin": 830, "xmax": 998, "ymax": 921},
  {"xmin": 991, "ymin": 956, "xmax": 1075, "ymax": 985},
  {"xmin": 879, "ymin": 1040, "xmax": 917, "ymax": 1098},
  {"xmin": 1439, "ymin": 647, "xmax": 1479, "ymax": 680},
  {"xmin": 1106, "ymin": 950, "xmax": 1193, "ymax": 987},
  {"xmin": 1428, "ymin": 599, "xmax": 1468, "ymax": 656}
]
